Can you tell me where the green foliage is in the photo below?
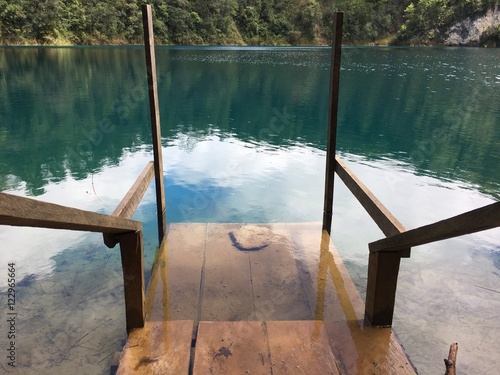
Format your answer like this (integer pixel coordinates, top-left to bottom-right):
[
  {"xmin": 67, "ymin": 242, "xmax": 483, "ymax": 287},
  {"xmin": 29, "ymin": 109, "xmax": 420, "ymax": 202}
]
[
  {"xmin": 0, "ymin": 0, "xmax": 497, "ymax": 45},
  {"xmin": 399, "ymin": 0, "xmax": 496, "ymax": 41}
]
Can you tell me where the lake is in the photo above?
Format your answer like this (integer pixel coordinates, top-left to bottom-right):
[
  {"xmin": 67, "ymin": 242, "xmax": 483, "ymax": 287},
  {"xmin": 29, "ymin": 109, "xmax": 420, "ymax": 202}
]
[{"xmin": 0, "ymin": 46, "xmax": 499, "ymax": 374}]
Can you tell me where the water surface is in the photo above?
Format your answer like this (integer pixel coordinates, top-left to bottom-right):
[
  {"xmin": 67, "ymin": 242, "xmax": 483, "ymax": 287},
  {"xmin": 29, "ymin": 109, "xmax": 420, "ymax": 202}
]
[{"xmin": 0, "ymin": 46, "xmax": 498, "ymax": 374}]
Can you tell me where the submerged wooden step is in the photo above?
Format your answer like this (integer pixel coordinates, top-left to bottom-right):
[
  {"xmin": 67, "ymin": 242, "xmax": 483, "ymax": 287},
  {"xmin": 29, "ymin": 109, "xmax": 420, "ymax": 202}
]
[
  {"xmin": 132, "ymin": 223, "xmax": 416, "ymax": 374},
  {"xmin": 266, "ymin": 320, "xmax": 340, "ymax": 375},
  {"xmin": 116, "ymin": 320, "xmax": 193, "ymax": 375},
  {"xmin": 192, "ymin": 320, "xmax": 340, "ymax": 375}
]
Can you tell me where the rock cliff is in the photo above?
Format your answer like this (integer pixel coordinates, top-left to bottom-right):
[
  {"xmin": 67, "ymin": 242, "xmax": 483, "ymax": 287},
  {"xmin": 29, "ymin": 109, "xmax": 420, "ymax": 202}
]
[{"xmin": 443, "ymin": 5, "xmax": 500, "ymax": 46}]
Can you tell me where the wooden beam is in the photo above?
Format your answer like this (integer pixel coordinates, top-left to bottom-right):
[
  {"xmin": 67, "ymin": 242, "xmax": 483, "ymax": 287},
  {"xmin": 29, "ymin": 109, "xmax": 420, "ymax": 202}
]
[
  {"xmin": 142, "ymin": 4, "xmax": 166, "ymax": 245},
  {"xmin": 364, "ymin": 251, "xmax": 402, "ymax": 327},
  {"xmin": 365, "ymin": 201, "xmax": 499, "ymax": 326},
  {"xmin": 0, "ymin": 192, "xmax": 140, "ymax": 234},
  {"xmin": 369, "ymin": 201, "xmax": 500, "ymax": 253},
  {"xmin": 334, "ymin": 157, "xmax": 410, "ymax": 257},
  {"xmin": 119, "ymin": 231, "xmax": 146, "ymax": 331},
  {"xmin": 112, "ymin": 162, "xmax": 155, "ymax": 219},
  {"xmin": 103, "ymin": 162, "xmax": 155, "ymax": 248},
  {"xmin": 335, "ymin": 157, "xmax": 406, "ymax": 237},
  {"xmin": 322, "ymin": 12, "xmax": 343, "ymax": 234}
]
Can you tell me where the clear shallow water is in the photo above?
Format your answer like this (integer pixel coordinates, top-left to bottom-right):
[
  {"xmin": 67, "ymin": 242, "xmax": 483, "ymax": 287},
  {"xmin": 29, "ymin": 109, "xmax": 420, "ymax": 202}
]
[{"xmin": 0, "ymin": 46, "xmax": 499, "ymax": 374}]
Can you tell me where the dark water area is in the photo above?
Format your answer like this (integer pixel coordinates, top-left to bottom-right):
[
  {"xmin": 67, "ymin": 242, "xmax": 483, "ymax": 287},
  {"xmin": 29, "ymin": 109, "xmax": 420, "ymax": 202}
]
[{"xmin": 0, "ymin": 46, "xmax": 498, "ymax": 374}]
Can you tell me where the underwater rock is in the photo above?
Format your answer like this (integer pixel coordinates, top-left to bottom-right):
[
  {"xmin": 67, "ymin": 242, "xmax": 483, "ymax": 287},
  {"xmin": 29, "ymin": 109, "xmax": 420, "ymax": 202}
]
[
  {"xmin": 228, "ymin": 225, "xmax": 274, "ymax": 251},
  {"xmin": 18, "ymin": 273, "xmax": 37, "ymax": 287}
]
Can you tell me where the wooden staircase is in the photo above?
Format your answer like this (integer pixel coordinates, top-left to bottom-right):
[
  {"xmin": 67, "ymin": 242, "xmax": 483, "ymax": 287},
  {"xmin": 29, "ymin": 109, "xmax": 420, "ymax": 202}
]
[{"xmin": 117, "ymin": 320, "xmax": 340, "ymax": 375}]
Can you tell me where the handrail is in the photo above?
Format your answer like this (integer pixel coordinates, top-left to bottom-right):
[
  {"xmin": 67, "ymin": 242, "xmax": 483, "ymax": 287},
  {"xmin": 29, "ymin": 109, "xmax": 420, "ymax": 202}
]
[
  {"xmin": 0, "ymin": 5, "xmax": 166, "ymax": 337},
  {"xmin": 331, "ymin": 158, "xmax": 500, "ymax": 326},
  {"xmin": 0, "ymin": 160, "xmax": 155, "ymax": 332},
  {"xmin": 0, "ymin": 192, "xmax": 141, "ymax": 233},
  {"xmin": 103, "ymin": 161, "xmax": 155, "ymax": 248},
  {"xmin": 334, "ymin": 156, "xmax": 406, "ymax": 237},
  {"xmin": 369, "ymin": 201, "xmax": 500, "ymax": 253},
  {"xmin": 334, "ymin": 156, "xmax": 410, "ymax": 258},
  {"xmin": 111, "ymin": 161, "xmax": 155, "ymax": 220}
]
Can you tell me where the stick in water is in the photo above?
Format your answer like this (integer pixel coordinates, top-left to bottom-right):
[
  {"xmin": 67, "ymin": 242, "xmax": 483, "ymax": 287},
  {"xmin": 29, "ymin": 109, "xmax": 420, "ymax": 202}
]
[{"xmin": 444, "ymin": 342, "xmax": 458, "ymax": 375}]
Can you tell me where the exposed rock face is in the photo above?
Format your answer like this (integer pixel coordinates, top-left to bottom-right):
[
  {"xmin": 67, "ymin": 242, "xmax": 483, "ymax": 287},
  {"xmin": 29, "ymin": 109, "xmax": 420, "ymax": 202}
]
[{"xmin": 444, "ymin": 5, "xmax": 500, "ymax": 46}]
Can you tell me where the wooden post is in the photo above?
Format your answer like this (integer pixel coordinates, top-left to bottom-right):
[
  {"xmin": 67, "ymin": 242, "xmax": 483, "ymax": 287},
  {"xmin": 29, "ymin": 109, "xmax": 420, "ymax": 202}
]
[
  {"xmin": 142, "ymin": 4, "xmax": 166, "ymax": 245},
  {"xmin": 322, "ymin": 12, "xmax": 343, "ymax": 234},
  {"xmin": 119, "ymin": 231, "xmax": 146, "ymax": 331},
  {"xmin": 364, "ymin": 251, "xmax": 402, "ymax": 326}
]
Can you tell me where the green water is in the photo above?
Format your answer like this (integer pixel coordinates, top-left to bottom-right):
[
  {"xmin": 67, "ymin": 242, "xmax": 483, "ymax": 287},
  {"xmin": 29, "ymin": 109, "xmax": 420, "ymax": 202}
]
[{"xmin": 0, "ymin": 46, "xmax": 498, "ymax": 374}]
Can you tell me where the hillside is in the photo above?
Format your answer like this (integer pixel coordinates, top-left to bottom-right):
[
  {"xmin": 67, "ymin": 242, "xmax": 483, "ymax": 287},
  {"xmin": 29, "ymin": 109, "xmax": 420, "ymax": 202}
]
[{"xmin": 0, "ymin": 0, "xmax": 498, "ymax": 46}]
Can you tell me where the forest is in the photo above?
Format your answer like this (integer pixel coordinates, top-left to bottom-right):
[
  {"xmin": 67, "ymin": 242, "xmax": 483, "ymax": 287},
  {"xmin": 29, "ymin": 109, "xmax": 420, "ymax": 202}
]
[{"xmin": 0, "ymin": 0, "xmax": 498, "ymax": 45}]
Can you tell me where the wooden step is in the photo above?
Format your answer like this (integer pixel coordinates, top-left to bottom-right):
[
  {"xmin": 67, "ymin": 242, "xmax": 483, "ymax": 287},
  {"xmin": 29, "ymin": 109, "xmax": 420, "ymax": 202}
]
[
  {"xmin": 192, "ymin": 320, "xmax": 340, "ymax": 375},
  {"xmin": 116, "ymin": 320, "xmax": 193, "ymax": 375}
]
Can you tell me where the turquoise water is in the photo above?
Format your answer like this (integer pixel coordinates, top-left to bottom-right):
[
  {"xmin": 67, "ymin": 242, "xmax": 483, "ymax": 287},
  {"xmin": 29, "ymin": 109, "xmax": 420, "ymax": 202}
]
[{"xmin": 0, "ymin": 46, "xmax": 499, "ymax": 374}]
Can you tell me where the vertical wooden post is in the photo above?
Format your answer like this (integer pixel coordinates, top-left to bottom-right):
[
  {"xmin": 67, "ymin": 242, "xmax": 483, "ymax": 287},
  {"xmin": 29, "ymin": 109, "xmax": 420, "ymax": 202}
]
[
  {"xmin": 322, "ymin": 12, "xmax": 343, "ymax": 234},
  {"xmin": 142, "ymin": 4, "xmax": 166, "ymax": 244},
  {"xmin": 119, "ymin": 231, "xmax": 145, "ymax": 331},
  {"xmin": 364, "ymin": 251, "xmax": 402, "ymax": 326}
]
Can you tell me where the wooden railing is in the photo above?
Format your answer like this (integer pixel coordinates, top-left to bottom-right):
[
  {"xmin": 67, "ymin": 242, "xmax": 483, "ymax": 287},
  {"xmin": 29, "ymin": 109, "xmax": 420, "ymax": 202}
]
[
  {"xmin": 322, "ymin": 12, "xmax": 500, "ymax": 327},
  {"xmin": 332, "ymin": 157, "xmax": 500, "ymax": 326},
  {"xmin": 0, "ymin": 5, "xmax": 165, "ymax": 333},
  {"xmin": 0, "ymin": 160, "xmax": 154, "ymax": 331}
]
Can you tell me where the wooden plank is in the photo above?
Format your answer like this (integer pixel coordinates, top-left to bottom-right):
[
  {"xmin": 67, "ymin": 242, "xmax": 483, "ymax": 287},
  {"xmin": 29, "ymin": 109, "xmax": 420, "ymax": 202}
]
[
  {"xmin": 322, "ymin": 12, "xmax": 343, "ymax": 234},
  {"xmin": 192, "ymin": 321, "xmax": 271, "ymax": 375},
  {"xmin": 285, "ymin": 222, "xmax": 416, "ymax": 374},
  {"xmin": 120, "ymin": 231, "xmax": 146, "ymax": 331},
  {"xmin": 334, "ymin": 156, "xmax": 406, "ymax": 238},
  {"xmin": 247, "ymin": 224, "xmax": 312, "ymax": 321},
  {"xmin": 117, "ymin": 320, "xmax": 193, "ymax": 375},
  {"xmin": 369, "ymin": 201, "xmax": 500, "ymax": 253},
  {"xmin": 112, "ymin": 161, "xmax": 155, "ymax": 219},
  {"xmin": 266, "ymin": 320, "xmax": 340, "ymax": 375},
  {"xmin": 0, "ymin": 192, "xmax": 141, "ymax": 233},
  {"xmin": 364, "ymin": 251, "xmax": 402, "ymax": 327},
  {"xmin": 147, "ymin": 223, "xmax": 207, "ymax": 323},
  {"xmin": 142, "ymin": 4, "xmax": 166, "ymax": 244},
  {"xmin": 201, "ymin": 224, "xmax": 254, "ymax": 321},
  {"xmin": 104, "ymin": 162, "xmax": 155, "ymax": 248}
]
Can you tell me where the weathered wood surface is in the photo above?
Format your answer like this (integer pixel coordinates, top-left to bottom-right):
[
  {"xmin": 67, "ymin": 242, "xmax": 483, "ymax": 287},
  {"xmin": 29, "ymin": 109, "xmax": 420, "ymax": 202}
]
[
  {"xmin": 147, "ymin": 223, "xmax": 206, "ymax": 323},
  {"xmin": 192, "ymin": 321, "xmax": 271, "ymax": 375},
  {"xmin": 142, "ymin": 4, "xmax": 166, "ymax": 244},
  {"xmin": 369, "ymin": 201, "xmax": 500, "ymax": 253},
  {"xmin": 120, "ymin": 231, "xmax": 146, "ymax": 331},
  {"xmin": 334, "ymin": 157, "xmax": 406, "ymax": 238},
  {"xmin": 0, "ymin": 192, "xmax": 140, "ymax": 233},
  {"xmin": 266, "ymin": 320, "xmax": 340, "ymax": 375},
  {"xmin": 365, "ymin": 251, "xmax": 402, "ymax": 327},
  {"xmin": 247, "ymin": 224, "xmax": 311, "ymax": 321},
  {"xmin": 147, "ymin": 223, "xmax": 311, "ymax": 324},
  {"xmin": 111, "ymin": 161, "xmax": 155, "ymax": 219},
  {"xmin": 103, "ymin": 162, "xmax": 154, "ymax": 248},
  {"xmin": 140, "ymin": 223, "xmax": 416, "ymax": 374},
  {"xmin": 117, "ymin": 320, "xmax": 193, "ymax": 375},
  {"xmin": 323, "ymin": 12, "xmax": 344, "ymax": 234},
  {"xmin": 192, "ymin": 320, "xmax": 339, "ymax": 375},
  {"xmin": 201, "ymin": 224, "xmax": 254, "ymax": 321},
  {"xmin": 286, "ymin": 222, "xmax": 416, "ymax": 374}
]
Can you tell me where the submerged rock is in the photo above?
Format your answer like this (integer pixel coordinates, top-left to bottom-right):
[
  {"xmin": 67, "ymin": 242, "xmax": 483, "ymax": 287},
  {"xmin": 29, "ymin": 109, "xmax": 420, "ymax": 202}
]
[{"xmin": 228, "ymin": 225, "xmax": 274, "ymax": 251}]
